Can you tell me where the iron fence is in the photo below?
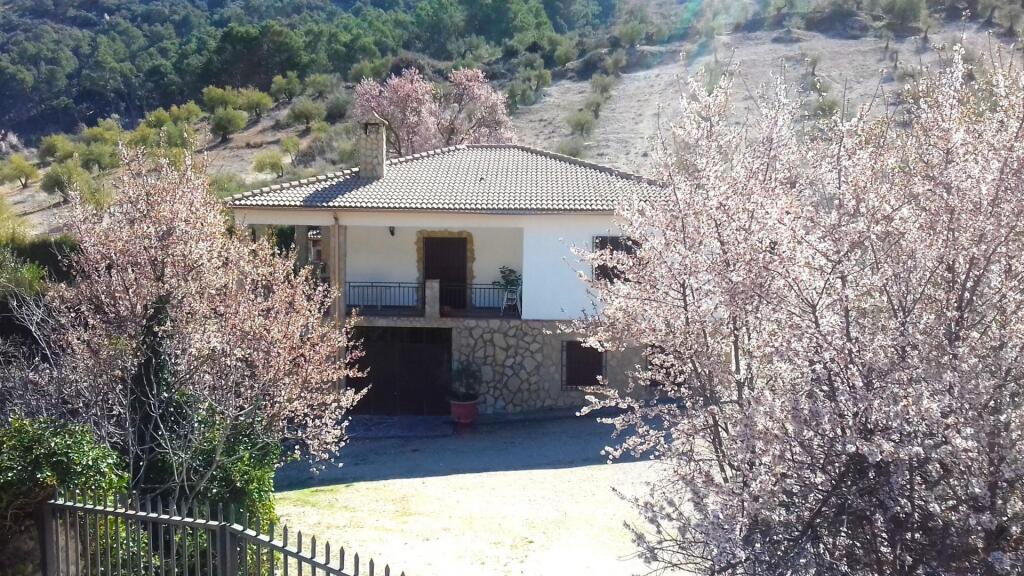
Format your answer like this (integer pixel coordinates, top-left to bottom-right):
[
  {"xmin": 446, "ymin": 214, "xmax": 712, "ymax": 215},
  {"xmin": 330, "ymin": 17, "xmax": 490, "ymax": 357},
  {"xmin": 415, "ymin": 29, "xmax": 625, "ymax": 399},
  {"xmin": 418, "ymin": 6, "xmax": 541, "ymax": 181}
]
[
  {"xmin": 41, "ymin": 489, "xmax": 403, "ymax": 576},
  {"xmin": 345, "ymin": 282, "xmax": 424, "ymax": 315},
  {"xmin": 439, "ymin": 284, "xmax": 520, "ymax": 318}
]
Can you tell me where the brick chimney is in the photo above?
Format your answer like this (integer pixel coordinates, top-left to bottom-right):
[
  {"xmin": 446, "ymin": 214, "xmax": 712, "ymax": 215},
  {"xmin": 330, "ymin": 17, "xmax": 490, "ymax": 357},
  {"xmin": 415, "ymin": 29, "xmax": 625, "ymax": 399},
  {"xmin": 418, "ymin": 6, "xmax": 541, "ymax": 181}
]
[{"xmin": 358, "ymin": 119, "xmax": 387, "ymax": 180}]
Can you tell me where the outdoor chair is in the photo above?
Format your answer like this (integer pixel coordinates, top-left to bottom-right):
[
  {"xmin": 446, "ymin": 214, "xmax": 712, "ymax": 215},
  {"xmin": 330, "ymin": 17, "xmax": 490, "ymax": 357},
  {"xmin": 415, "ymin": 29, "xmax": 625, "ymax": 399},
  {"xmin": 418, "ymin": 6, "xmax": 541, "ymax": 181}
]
[{"xmin": 500, "ymin": 286, "xmax": 521, "ymax": 316}]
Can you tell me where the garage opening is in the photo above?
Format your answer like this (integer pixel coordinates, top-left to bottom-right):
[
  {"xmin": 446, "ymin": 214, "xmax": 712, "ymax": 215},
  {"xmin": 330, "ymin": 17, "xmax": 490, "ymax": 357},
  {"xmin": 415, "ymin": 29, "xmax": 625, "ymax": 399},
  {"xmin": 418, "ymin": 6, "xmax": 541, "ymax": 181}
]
[{"xmin": 350, "ymin": 327, "xmax": 452, "ymax": 415}]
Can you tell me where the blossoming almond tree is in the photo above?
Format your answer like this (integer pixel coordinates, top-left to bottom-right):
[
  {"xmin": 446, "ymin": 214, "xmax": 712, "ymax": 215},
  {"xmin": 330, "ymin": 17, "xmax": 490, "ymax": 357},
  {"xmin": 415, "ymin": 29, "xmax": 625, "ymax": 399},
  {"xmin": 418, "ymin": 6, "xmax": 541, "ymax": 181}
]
[
  {"xmin": 578, "ymin": 48, "xmax": 1024, "ymax": 574},
  {"xmin": 2, "ymin": 150, "xmax": 362, "ymax": 504},
  {"xmin": 354, "ymin": 68, "xmax": 514, "ymax": 157}
]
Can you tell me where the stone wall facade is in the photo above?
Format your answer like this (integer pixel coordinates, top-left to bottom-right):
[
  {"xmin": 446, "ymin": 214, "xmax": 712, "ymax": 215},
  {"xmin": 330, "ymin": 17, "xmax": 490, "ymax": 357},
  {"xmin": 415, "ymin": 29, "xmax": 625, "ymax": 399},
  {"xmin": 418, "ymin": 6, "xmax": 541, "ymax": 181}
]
[{"xmin": 357, "ymin": 315, "xmax": 643, "ymax": 413}]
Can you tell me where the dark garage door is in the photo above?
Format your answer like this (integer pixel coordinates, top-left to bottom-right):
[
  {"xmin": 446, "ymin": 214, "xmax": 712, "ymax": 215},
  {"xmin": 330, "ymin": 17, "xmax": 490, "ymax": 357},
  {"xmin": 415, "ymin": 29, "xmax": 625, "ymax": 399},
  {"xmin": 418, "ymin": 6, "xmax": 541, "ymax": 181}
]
[{"xmin": 350, "ymin": 327, "xmax": 452, "ymax": 415}]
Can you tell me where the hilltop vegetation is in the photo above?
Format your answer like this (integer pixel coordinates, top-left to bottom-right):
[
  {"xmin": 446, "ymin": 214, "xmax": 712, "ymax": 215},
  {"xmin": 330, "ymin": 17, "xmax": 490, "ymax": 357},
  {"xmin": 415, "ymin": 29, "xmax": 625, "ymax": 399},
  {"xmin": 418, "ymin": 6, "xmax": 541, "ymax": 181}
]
[{"xmin": 0, "ymin": 0, "xmax": 657, "ymax": 140}]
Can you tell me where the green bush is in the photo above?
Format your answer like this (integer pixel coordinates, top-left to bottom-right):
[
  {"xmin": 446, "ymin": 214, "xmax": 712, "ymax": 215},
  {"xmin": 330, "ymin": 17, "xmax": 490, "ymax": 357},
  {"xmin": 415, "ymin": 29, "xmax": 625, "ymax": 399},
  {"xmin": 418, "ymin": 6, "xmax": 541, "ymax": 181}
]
[
  {"xmin": 325, "ymin": 93, "xmax": 352, "ymax": 123},
  {"xmin": 6, "ymin": 234, "xmax": 77, "ymax": 282},
  {"xmin": 554, "ymin": 42, "xmax": 578, "ymax": 66},
  {"xmin": 202, "ymin": 85, "xmax": 239, "ymax": 112},
  {"xmin": 348, "ymin": 58, "xmax": 390, "ymax": 82},
  {"xmin": 40, "ymin": 159, "xmax": 96, "ymax": 200},
  {"xmin": 567, "ymin": 110, "xmax": 596, "ymax": 135},
  {"xmin": 0, "ymin": 155, "xmax": 39, "ymax": 188},
  {"xmin": 0, "ymin": 248, "xmax": 46, "ymax": 297},
  {"xmin": 210, "ymin": 108, "xmax": 249, "ymax": 142},
  {"xmin": 270, "ymin": 72, "xmax": 302, "ymax": 102},
  {"xmin": 280, "ymin": 135, "xmax": 301, "ymax": 160},
  {"xmin": 169, "ymin": 101, "xmax": 204, "ymax": 125},
  {"xmin": 0, "ymin": 418, "xmax": 125, "ymax": 575},
  {"xmin": 208, "ymin": 173, "xmax": 249, "ymax": 199},
  {"xmin": 287, "ymin": 97, "xmax": 326, "ymax": 129},
  {"xmin": 604, "ymin": 48, "xmax": 628, "ymax": 76},
  {"xmin": 253, "ymin": 150, "xmax": 285, "ymax": 177},
  {"xmin": 37, "ymin": 135, "xmax": 78, "ymax": 164},
  {"xmin": 79, "ymin": 141, "xmax": 120, "ymax": 171},
  {"xmin": 303, "ymin": 73, "xmax": 335, "ymax": 99},
  {"xmin": 0, "ymin": 195, "xmax": 28, "ymax": 246},
  {"xmin": 882, "ymin": 0, "xmax": 925, "ymax": 28},
  {"xmin": 555, "ymin": 137, "xmax": 586, "ymax": 158},
  {"xmin": 583, "ymin": 94, "xmax": 605, "ymax": 118},
  {"xmin": 237, "ymin": 87, "xmax": 274, "ymax": 120},
  {"xmin": 590, "ymin": 73, "xmax": 615, "ymax": 96}
]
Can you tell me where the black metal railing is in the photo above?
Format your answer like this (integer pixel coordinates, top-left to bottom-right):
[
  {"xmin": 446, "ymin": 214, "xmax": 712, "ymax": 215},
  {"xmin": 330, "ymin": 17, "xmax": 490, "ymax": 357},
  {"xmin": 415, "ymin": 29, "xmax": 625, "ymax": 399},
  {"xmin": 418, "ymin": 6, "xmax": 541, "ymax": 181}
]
[
  {"xmin": 345, "ymin": 282, "xmax": 424, "ymax": 316},
  {"xmin": 439, "ymin": 284, "xmax": 520, "ymax": 318},
  {"xmin": 41, "ymin": 489, "xmax": 403, "ymax": 576}
]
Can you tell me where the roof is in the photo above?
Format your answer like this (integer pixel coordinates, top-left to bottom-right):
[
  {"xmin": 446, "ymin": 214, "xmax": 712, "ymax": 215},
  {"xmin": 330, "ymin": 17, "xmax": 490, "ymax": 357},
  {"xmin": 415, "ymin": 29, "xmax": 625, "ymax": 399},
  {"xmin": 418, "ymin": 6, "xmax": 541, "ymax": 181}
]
[{"xmin": 227, "ymin": 144, "xmax": 662, "ymax": 213}]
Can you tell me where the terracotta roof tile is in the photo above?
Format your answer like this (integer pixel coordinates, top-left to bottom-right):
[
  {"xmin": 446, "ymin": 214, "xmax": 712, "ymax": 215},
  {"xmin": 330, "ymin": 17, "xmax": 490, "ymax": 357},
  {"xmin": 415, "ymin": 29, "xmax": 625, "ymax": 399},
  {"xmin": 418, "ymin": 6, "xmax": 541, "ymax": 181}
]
[{"xmin": 227, "ymin": 144, "xmax": 661, "ymax": 213}]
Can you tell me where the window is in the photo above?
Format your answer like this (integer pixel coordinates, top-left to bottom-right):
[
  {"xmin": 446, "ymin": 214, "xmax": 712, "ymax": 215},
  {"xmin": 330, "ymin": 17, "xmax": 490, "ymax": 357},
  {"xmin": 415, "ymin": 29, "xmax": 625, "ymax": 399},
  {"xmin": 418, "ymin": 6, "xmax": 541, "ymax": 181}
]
[
  {"xmin": 562, "ymin": 340, "xmax": 606, "ymax": 390},
  {"xmin": 593, "ymin": 236, "xmax": 636, "ymax": 282}
]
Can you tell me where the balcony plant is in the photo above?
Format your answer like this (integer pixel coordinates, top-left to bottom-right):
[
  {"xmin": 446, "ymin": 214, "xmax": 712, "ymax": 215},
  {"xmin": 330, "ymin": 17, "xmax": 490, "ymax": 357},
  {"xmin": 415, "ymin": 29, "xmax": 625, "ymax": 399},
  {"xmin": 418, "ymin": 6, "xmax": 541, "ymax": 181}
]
[
  {"xmin": 449, "ymin": 360, "xmax": 482, "ymax": 424},
  {"xmin": 491, "ymin": 266, "xmax": 522, "ymax": 290}
]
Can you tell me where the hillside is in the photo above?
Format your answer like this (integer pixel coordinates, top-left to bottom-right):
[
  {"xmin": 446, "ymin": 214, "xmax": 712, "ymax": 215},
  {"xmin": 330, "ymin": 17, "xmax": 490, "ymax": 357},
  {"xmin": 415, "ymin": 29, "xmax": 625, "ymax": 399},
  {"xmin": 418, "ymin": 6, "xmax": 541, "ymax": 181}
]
[{"xmin": 515, "ymin": 21, "xmax": 1006, "ymax": 175}]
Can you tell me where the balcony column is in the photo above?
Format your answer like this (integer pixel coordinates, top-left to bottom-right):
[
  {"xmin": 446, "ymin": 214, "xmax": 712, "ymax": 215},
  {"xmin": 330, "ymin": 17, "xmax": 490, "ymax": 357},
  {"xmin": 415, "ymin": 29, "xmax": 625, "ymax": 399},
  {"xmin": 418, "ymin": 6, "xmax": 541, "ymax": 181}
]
[
  {"xmin": 424, "ymin": 279, "xmax": 440, "ymax": 319},
  {"xmin": 330, "ymin": 216, "xmax": 347, "ymax": 327},
  {"xmin": 293, "ymin": 225, "xmax": 309, "ymax": 265}
]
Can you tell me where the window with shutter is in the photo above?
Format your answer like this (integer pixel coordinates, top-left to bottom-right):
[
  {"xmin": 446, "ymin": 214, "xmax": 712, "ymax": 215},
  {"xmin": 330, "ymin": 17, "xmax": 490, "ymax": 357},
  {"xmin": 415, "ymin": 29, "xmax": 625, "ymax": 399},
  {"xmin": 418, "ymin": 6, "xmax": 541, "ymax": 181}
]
[
  {"xmin": 593, "ymin": 236, "xmax": 636, "ymax": 282},
  {"xmin": 562, "ymin": 340, "xmax": 606, "ymax": 390}
]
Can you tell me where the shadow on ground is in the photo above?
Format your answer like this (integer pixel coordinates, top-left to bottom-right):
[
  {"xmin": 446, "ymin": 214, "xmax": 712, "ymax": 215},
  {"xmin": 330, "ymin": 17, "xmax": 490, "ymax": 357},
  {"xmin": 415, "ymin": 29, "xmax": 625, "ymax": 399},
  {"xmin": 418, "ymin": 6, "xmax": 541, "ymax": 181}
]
[{"xmin": 275, "ymin": 411, "xmax": 634, "ymax": 491}]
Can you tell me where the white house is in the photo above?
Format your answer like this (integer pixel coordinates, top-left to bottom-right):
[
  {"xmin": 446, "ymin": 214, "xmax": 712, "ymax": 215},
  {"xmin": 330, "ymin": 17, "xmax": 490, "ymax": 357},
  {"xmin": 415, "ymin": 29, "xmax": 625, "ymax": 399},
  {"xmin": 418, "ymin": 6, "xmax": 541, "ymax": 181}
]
[{"xmin": 228, "ymin": 121, "xmax": 659, "ymax": 415}]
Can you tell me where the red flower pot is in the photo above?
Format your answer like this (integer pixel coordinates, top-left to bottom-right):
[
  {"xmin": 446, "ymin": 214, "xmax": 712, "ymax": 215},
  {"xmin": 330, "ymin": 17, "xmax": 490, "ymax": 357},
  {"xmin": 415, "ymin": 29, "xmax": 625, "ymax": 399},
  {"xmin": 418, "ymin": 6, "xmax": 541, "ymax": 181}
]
[{"xmin": 450, "ymin": 399, "xmax": 479, "ymax": 424}]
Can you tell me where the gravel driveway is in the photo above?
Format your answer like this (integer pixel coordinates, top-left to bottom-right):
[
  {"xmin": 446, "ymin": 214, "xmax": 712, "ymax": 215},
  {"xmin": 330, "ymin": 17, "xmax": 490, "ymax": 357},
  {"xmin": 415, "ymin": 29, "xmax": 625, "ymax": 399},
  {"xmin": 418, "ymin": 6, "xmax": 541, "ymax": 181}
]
[{"xmin": 275, "ymin": 415, "xmax": 660, "ymax": 576}]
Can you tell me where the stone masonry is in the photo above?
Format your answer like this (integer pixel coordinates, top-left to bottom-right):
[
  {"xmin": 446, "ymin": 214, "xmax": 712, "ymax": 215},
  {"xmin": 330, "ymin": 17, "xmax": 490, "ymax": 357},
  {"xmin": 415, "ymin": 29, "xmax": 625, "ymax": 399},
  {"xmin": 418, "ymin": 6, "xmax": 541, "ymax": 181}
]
[{"xmin": 357, "ymin": 314, "xmax": 643, "ymax": 413}]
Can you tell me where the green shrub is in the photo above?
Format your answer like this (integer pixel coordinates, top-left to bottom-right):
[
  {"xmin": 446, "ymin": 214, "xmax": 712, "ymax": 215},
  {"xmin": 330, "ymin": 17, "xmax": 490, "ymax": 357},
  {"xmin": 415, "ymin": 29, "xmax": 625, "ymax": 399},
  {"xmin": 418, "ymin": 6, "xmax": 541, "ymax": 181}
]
[
  {"xmin": 202, "ymin": 85, "xmax": 239, "ymax": 112},
  {"xmin": 210, "ymin": 108, "xmax": 249, "ymax": 142},
  {"xmin": 37, "ymin": 135, "xmax": 78, "ymax": 164},
  {"xmin": 144, "ymin": 107, "xmax": 173, "ymax": 129},
  {"xmin": 253, "ymin": 150, "xmax": 285, "ymax": 177},
  {"xmin": 304, "ymin": 73, "xmax": 336, "ymax": 99},
  {"xmin": 6, "ymin": 234, "xmax": 77, "ymax": 282},
  {"xmin": 280, "ymin": 135, "xmax": 301, "ymax": 160},
  {"xmin": 336, "ymin": 140, "xmax": 357, "ymax": 165},
  {"xmin": 0, "ymin": 155, "xmax": 39, "ymax": 188},
  {"xmin": 0, "ymin": 418, "xmax": 125, "ymax": 575},
  {"xmin": 567, "ymin": 110, "xmax": 596, "ymax": 135},
  {"xmin": 270, "ymin": 71, "xmax": 302, "ymax": 102},
  {"xmin": 237, "ymin": 88, "xmax": 274, "ymax": 120},
  {"xmin": 0, "ymin": 195, "xmax": 28, "ymax": 246},
  {"xmin": 169, "ymin": 101, "xmax": 204, "ymax": 125},
  {"xmin": 882, "ymin": 0, "xmax": 925, "ymax": 29},
  {"xmin": 78, "ymin": 141, "xmax": 120, "ymax": 171},
  {"xmin": 41, "ymin": 159, "xmax": 96, "ymax": 200},
  {"xmin": 287, "ymin": 97, "xmax": 327, "ymax": 129},
  {"xmin": 555, "ymin": 137, "xmax": 586, "ymax": 158},
  {"xmin": 325, "ymin": 93, "xmax": 352, "ymax": 123},
  {"xmin": 604, "ymin": 49, "xmax": 628, "ymax": 76},
  {"xmin": 554, "ymin": 42, "xmax": 578, "ymax": 66},
  {"xmin": 617, "ymin": 20, "xmax": 646, "ymax": 47},
  {"xmin": 348, "ymin": 58, "xmax": 390, "ymax": 82},
  {"xmin": 590, "ymin": 73, "xmax": 615, "ymax": 96},
  {"xmin": 0, "ymin": 248, "xmax": 45, "ymax": 296},
  {"xmin": 583, "ymin": 94, "xmax": 605, "ymax": 118},
  {"xmin": 208, "ymin": 173, "xmax": 249, "ymax": 199}
]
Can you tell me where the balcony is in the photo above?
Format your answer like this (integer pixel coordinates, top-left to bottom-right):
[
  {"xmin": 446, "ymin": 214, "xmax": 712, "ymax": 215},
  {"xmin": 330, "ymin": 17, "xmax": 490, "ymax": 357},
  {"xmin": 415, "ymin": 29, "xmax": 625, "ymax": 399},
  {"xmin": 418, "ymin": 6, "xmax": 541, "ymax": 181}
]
[{"xmin": 346, "ymin": 281, "xmax": 521, "ymax": 319}]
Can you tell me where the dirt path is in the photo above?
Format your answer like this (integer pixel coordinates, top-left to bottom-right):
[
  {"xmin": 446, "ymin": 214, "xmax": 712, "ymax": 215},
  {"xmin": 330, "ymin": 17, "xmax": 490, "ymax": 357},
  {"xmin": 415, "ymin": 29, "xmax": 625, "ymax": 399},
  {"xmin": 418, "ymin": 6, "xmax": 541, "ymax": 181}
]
[{"xmin": 275, "ymin": 417, "xmax": 663, "ymax": 576}]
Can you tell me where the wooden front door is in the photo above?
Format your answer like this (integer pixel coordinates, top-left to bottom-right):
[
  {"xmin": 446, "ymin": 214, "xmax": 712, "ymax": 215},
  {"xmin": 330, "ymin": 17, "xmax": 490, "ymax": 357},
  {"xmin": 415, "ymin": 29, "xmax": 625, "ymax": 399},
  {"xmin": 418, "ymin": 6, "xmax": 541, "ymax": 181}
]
[
  {"xmin": 423, "ymin": 236, "xmax": 468, "ymax": 309},
  {"xmin": 350, "ymin": 327, "xmax": 452, "ymax": 415}
]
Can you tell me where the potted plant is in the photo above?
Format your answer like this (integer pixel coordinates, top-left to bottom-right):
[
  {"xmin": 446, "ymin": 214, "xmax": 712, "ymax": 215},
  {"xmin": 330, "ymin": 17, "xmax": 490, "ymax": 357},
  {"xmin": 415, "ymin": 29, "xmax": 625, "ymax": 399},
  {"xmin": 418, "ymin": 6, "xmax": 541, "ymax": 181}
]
[{"xmin": 449, "ymin": 361, "xmax": 482, "ymax": 424}]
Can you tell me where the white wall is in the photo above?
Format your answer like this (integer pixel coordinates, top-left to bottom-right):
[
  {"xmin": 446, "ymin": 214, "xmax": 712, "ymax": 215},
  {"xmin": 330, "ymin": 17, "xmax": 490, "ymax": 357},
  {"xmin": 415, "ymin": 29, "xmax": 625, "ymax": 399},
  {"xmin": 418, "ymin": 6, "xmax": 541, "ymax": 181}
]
[
  {"xmin": 234, "ymin": 208, "xmax": 617, "ymax": 320},
  {"xmin": 345, "ymin": 225, "xmax": 523, "ymax": 285},
  {"xmin": 520, "ymin": 216, "xmax": 619, "ymax": 320}
]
